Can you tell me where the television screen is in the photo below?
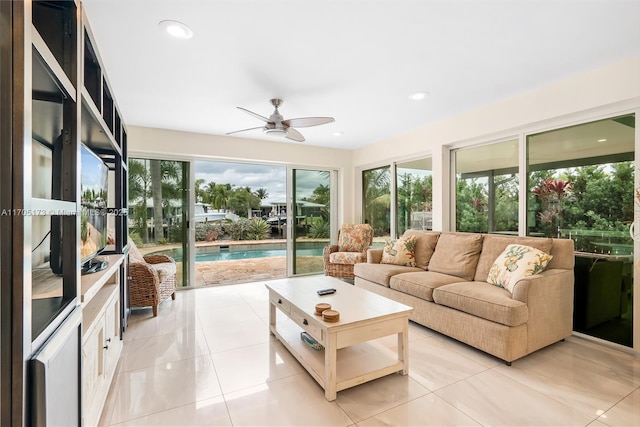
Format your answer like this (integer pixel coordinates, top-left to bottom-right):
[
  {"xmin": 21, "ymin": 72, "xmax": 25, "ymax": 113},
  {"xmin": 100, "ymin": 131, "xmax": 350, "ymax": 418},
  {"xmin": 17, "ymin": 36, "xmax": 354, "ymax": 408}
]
[
  {"xmin": 80, "ymin": 144, "xmax": 109, "ymax": 263},
  {"xmin": 49, "ymin": 144, "xmax": 109, "ymax": 275}
]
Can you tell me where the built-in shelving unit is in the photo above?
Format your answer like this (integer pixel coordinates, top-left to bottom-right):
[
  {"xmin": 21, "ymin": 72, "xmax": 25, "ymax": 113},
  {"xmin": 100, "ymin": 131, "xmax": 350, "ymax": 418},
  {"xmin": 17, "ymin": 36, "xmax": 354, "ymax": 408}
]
[{"xmin": 2, "ymin": 0, "xmax": 129, "ymax": 425}]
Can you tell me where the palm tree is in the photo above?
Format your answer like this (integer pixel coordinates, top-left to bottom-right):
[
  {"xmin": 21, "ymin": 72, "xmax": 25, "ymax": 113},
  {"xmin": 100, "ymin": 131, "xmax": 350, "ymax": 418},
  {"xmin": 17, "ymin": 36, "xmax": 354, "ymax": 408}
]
[
  {"xmin": 213, "ymin": 183, "xmax": 232, "ymax": 210},
  {"xmin": 128, "ymin": 159, "xmax": 151, "ymax": 242},
  {"xmin": 194, "ymin": 178, "xmax": 206, "ymax": 203},
  {"xmin": 254, "ymin": 188, "xmax": 269, "ymax": 200}
]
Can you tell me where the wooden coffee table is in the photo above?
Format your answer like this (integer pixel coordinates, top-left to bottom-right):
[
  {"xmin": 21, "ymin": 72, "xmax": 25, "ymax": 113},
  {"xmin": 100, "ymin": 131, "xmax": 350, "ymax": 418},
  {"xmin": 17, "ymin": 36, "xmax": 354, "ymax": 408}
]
[{"xmin": 266, "ymin": 276, "xmax": 413, "ymax": 401}]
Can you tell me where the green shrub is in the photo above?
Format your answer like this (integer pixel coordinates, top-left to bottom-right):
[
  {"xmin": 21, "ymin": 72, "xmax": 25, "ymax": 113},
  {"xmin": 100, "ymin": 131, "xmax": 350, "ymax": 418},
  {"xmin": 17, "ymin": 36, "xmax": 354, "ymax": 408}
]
[
  {"xmin": 224, "ymin": 218, "xmax": 250, "ymax": 240},
  {"xmin": 167, "ymin": 223, "xmax": 184, "ymax": 242},
  {"xmin": 309, "ymin": 219, "xmax": 330, "ymax": 238},
  {"xmin": 195, "ymin": 222, "xmax": 223, "ymax": 241},
  {"xmin": 246, "ymin": 218, "xmax": 271, "ymax": 240}
]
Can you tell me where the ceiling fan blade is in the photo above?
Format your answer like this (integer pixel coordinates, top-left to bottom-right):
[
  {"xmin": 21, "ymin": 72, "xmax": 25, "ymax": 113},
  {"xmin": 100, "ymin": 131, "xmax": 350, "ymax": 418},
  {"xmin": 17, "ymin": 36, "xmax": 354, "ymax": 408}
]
[
  {"xmin": 282, "ymin": 117, "xmax": 335, "ymax": 128},
  {"xmin": 286, "ymin": 127, "xmax": 305, "ymax": 142},
  {"xmin": 226, "ymin": 126, "xmax": 264, "ymax": 136},
  {"xmin": 237, "ymin": 106, "xmax": 270, "ymax": 122}
]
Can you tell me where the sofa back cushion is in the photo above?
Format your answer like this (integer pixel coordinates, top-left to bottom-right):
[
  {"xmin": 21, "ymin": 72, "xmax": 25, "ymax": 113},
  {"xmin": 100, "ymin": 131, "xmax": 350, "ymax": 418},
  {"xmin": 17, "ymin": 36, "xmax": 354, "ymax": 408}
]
[
  {"xmin": 546, "ymin": 238, "xmax": 575, "ymax": 270},
  {"xmin": 428, "ymin": 232, "xmax": 483, "ymax": 281},
  {"xmin": 474, "ymin": 235, "xmax": 553, "ymax": 281},
  {"xmin": 401, "ymin": 230, "xmax": 440, "ymax": 270}
]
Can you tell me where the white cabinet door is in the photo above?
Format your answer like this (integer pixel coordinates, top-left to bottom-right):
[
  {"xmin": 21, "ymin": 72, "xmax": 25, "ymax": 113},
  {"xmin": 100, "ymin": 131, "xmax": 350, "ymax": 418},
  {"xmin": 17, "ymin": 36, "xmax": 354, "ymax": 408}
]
[
  {"xmin": 104, "ymin": 294, "xmax": 121, "ymax": 376},
  {"xmin": 82, "ymin": 312, "xmax": 105, "ymax": 421}
]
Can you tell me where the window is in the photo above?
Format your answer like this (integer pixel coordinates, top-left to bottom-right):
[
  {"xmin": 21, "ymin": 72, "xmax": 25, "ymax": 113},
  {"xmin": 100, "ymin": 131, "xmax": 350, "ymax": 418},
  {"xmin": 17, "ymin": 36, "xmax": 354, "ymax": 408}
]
[
  {"xmin": 396, "ymin": 158, "xmax": 432, "ymax": 235},
  {"xmin": 362, "ymin": 166, "xmax": 391, "ymax": 242},
  {"xmin": 455, "ymin": 139, "xmax": 519, "ymax": 234}
]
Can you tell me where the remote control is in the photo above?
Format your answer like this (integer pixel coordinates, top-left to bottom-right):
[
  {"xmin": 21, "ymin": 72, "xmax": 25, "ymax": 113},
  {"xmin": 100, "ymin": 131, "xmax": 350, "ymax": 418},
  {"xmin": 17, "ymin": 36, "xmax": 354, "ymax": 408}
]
[{"xmin": 317, "ymin": 288, "xmax": 336, "ymax": 295}]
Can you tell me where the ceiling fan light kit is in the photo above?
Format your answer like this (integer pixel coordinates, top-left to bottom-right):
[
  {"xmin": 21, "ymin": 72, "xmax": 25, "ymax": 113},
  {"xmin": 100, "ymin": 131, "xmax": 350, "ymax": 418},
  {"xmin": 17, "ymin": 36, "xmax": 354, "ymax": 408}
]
[{"xmin": 227, "ymin": 98, "xmax": 335, "ymax": 142}]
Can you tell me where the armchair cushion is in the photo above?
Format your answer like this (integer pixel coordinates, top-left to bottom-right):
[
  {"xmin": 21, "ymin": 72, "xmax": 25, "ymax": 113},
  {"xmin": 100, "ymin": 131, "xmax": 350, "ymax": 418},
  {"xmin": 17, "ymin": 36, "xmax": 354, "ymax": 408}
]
[
  {"xmin": 337, "ymin": 224, "xmax": 374, "ymax": 252},
  {"xmin": 150, "ymin": 262, "xmax": 177, "ymax": 283},
  {"xmin": 329, "ymin": 252, "xmax": 367, "ymax": 265}
]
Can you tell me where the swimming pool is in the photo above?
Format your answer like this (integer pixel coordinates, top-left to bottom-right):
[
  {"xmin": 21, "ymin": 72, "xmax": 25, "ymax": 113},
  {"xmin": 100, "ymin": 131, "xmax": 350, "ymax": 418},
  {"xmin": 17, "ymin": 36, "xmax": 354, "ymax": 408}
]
[{"xmin": 151, "ymin": 242, "xmax": 326, "ymax": 262}]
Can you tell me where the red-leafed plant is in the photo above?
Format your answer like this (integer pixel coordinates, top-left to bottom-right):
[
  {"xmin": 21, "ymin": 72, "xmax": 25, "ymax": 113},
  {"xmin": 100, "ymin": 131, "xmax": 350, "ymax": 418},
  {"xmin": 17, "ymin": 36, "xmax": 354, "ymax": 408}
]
[{"xmin": 534, "ymin": 178, "xmax": 572, "ymax": 236}]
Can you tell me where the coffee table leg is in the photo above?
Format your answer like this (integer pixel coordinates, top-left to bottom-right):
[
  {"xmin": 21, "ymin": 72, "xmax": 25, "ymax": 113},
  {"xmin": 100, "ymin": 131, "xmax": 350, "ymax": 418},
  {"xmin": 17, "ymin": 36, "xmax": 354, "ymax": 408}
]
[
  {"xmin": 269, "ymin": 301, "xmax": 276, "ymax": 335},
  {"xmin": 398, "ymin": 322, "xmax": 409, "ymax": 375},
  {"xmin": 325, "ymin": 332, "xmax": 337, "ymax": 401}
]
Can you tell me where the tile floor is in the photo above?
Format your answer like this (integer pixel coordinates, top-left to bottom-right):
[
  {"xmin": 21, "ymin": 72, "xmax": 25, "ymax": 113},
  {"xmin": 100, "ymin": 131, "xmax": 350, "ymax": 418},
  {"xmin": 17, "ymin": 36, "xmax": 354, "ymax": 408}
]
[{"xmin": 100, "ymin": 279, "xmax": 640, "ymax": 426}]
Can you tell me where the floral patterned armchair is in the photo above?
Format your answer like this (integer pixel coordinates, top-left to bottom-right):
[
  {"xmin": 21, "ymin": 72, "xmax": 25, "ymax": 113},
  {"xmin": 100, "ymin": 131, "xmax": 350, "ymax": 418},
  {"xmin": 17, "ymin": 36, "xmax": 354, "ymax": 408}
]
[{"xmin": 323, "ymin": 223, "xmax": 374, "ymax": 279}]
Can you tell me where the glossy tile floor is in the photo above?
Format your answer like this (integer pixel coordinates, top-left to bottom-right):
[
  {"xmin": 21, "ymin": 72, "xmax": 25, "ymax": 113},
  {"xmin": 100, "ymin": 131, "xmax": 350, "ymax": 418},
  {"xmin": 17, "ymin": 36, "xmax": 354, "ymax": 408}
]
[{"xmin": 100, "ymin": 279, "xmax": 640, "ymax": 427}]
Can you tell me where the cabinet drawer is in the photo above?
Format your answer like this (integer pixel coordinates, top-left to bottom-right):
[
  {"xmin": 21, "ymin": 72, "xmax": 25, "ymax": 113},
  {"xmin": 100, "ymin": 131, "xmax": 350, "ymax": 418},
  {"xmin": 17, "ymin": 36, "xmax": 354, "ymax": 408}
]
[
  {"xmin": 270, "ymin": 294, "xmax": 291, "ymax": 314},
  {"xmin": 290, "ymin": 307, "xmax": 323, "ymax": 343}
]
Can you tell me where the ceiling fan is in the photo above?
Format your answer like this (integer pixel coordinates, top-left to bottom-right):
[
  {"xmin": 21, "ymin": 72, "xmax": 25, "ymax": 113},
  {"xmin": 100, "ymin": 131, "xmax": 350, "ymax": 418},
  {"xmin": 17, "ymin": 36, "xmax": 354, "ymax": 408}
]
[{"xmin": 226, "ymin": 98, "xmax": 335, "ymax": 142}]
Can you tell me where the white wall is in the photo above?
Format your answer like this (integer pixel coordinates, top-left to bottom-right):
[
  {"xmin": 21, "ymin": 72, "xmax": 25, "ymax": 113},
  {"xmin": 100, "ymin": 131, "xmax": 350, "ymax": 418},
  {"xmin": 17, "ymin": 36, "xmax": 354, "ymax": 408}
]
[
  {"xmin": 352, "ymin": 55, "xmax": 640, "ymax": 230},
  {"xmin": 127, "ymin": 126, "xmax": 356, "ymax": 222}
]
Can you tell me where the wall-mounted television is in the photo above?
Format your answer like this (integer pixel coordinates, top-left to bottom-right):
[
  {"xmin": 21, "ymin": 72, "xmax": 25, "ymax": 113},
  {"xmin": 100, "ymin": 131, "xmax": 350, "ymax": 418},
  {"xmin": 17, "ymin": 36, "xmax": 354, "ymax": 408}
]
[{"xmin": 50, "ymin": 143, "xmax": 109, "ymax": 275}]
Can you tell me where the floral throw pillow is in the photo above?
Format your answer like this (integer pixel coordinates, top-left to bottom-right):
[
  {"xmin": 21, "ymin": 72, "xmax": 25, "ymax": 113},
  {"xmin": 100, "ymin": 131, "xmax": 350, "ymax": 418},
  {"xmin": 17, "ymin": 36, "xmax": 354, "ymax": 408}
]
[
  {"xmin": 381, "ymin": 235, "xmax": 417, "ymax": 267},
  {"xmin": 487, "ymin": 244, "xmax": 553, "ymax": 293}
]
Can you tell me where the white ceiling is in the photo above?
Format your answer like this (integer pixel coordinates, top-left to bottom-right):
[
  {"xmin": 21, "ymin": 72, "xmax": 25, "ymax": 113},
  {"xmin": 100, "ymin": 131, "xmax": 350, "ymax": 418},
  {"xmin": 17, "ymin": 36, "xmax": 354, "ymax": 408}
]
[{"xmin": 81, "ymin": 0, "xmax": 640, "ymax": 150}]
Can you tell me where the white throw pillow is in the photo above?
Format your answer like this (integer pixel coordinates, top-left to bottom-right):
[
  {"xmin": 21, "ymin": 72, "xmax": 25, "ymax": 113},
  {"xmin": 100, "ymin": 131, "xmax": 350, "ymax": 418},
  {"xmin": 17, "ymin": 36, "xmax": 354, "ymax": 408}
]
[{"xmin": 487, "ymin": 244, "xmax": 553, "ymax": 293}]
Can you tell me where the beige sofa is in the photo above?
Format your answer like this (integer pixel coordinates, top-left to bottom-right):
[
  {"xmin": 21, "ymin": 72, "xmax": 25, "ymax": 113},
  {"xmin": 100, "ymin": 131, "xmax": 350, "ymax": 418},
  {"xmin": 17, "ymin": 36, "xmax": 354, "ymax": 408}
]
[{"xmin": 354, "ymin": 231, "xmax": 575, "ymax": 364}]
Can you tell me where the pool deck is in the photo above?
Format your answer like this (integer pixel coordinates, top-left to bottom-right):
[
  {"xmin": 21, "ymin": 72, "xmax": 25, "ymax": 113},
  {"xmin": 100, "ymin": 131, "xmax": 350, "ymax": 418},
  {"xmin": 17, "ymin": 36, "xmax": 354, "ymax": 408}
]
[
  {"xmin": 136, "ymin": 239, "xmax": 325, "ymax": 287},
  {"xmin": 194, "ymin": 256, "xmax": 287, "ymax": 286}
]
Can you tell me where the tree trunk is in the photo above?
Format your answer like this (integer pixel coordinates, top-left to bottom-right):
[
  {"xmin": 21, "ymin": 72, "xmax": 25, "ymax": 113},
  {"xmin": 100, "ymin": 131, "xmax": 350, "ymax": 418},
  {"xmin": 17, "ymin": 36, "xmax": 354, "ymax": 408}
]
[{"xmin": 150, "ymin": 160, "xmax": 164, "ymax": 242}]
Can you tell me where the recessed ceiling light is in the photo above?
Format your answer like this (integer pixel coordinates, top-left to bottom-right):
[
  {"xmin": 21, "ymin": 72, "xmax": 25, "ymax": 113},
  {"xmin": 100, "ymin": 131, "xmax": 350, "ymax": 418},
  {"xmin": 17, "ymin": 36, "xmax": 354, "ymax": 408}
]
[
  {"xmin": 597, "ymin": 138, "xmax": 608, "ymax": 142},
  {"xmin": 332, "ymin": 132, "xmax": 344, "ymax": 137},
  {"xmin": 158, "ymin": 20, "xmax": 193, "ymax": 39},
  {"xmin": 409, "ymin": 91, "xmax": 429, "ymax": 101}
]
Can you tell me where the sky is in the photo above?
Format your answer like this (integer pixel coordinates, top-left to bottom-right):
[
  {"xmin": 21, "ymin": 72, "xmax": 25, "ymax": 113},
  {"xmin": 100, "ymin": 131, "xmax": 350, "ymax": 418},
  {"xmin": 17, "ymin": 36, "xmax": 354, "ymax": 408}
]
[{"xmin": 194, "ymin": 161, "xmax": 327, "ymax": 206}]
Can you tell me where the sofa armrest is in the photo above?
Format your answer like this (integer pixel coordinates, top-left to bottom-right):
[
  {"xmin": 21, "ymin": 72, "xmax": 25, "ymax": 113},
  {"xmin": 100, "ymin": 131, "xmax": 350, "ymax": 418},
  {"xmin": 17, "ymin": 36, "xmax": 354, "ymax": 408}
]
[
  {"xmin": 367, "ymin": 248, "xmax": 383, "ymax": 264},
  {"xmin": 511, "ymin": 268, "xmax": 574, "ymax": 350}
]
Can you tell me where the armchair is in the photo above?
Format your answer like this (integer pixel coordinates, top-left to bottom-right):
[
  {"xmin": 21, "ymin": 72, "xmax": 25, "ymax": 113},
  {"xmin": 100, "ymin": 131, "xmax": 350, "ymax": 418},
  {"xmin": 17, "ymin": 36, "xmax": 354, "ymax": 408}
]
[
  {"xmin": 128, "ymin": 240, "xmax": 176, "ymax": 316},
  {"xmin": 323, "ymin": 223, "xmax": 373, "ymax": 279}
]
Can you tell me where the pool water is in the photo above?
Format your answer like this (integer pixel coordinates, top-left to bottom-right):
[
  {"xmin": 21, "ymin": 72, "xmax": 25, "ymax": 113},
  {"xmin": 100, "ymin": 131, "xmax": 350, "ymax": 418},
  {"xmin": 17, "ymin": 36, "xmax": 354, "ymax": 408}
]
[{"xmin": 153, "ymin": 244, "xmax": 325, "ymax": 262}]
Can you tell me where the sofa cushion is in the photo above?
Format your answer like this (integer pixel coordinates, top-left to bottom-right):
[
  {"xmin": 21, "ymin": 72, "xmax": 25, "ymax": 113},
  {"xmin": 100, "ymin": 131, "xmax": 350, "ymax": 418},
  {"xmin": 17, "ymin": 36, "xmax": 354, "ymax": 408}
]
[
  {"xmin": 381, "ymin": 235, "xmax": 416, "ymax": 267},
  {"xmin": 390, "ymin": 271, "xmax": 463, "ymax": 301},
  {"xmin": 401, "ymin": 230, "xmax": 440, "ymax": 270},
  {"xmin": 474, "ymin": 234, "xmax": 553, "ymax": 281},
  {"xmin": 433, "ymin": 282, "xmax": 529, "ymax": 327},
  {"xmin": 329, "ymin": 251, "xmax": 367, "ymax": 265},
  {"xmin": 487, "ymin": 244, "xmax": 553, "ymax": 292},
  {"xmin": 353, "ymin": 263, "xmax": 422, "ymax": 287},
  {"xmin": 428, "ymin": 233, "xmax": 483, "ymax": 281}
]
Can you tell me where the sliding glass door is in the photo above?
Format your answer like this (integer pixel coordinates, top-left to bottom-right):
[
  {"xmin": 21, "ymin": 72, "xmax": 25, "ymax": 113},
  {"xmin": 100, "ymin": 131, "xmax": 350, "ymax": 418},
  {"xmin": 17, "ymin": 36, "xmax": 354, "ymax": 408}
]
[
  {"xmin": 290, "ymin": 168, "xmax": 333, "ymax": 275},
  {"xmin": 128, "ymin": 158, "xmax": 190, "ymax": 287},
  {"xmin": 527, "ymin": 113, "xmax": 635, "ymax": 348}
]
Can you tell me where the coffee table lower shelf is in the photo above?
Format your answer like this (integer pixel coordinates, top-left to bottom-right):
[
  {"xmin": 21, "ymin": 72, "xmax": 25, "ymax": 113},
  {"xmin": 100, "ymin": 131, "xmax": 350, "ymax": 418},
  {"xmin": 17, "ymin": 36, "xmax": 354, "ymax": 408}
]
[{"xmin": 271, "ymin": 315, "xmax": 405, "ymax": 400}]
